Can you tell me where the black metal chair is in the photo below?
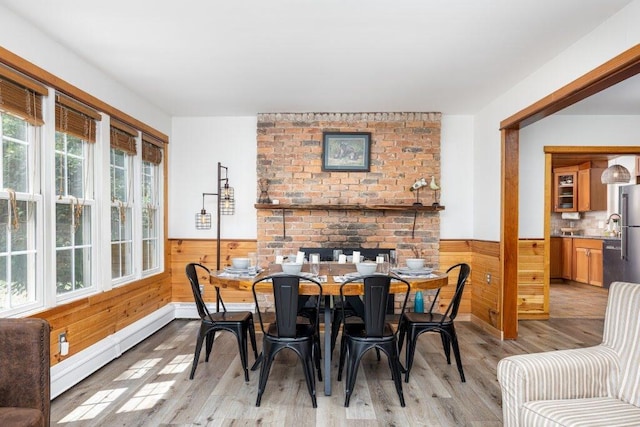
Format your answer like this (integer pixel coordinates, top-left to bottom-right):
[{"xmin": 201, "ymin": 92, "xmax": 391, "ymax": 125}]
[
  {"xmin": 398, "ymin": 262, "xmax": 471, "ymax": 383},
  {"xmin": 185, "ymin": 263, "xmax": 258, "ymax": 381},
  {"xmin": 337, "ymin": 274, "xmax": 410, "ymax": 407},
  {"xmin": 252, "ymin": 274, "xmax": 323, "ymax": 408}
]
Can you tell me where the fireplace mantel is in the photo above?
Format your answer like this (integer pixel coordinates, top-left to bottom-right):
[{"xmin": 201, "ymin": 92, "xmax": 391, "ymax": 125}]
[
  {"xmin": 254, "ymin": 203, "xmax": 444, "ymax": 211},
  {"xmin": 255, "ymin": 203, "xmax": 444, "ymax": 238}
]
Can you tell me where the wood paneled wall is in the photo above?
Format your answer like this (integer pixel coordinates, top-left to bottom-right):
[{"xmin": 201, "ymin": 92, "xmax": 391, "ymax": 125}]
[
  {"xmin": 170, "ymin": 239, "xmax": 257, "ymax": 304},
  {"xmin": 517, "ymin": 239, "xmax": 547, "ymax": 319},
  {"xmin": 31, "ymin": 273, "xmax": 172, "ymax": 365}
]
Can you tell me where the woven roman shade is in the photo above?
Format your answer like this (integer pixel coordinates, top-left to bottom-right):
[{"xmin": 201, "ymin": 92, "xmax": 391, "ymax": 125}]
[
  {"xmin": 142, "ymin": 133, "xmax": 163, "ymax": 164},
  {"xmin": 110, "ymin": 119, "xmax": 137, "ymax": 155},
  {"xmin": 55, "ymin": 94, "xmax": 101, "ymax": 142},
  {"xmin": 0, "ymin": 64, "xmax": 47, "ymax": 125}
]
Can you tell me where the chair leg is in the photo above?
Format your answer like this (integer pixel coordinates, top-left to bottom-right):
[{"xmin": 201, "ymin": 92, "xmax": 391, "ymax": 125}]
[
  {"xmin": 337, "ymin": 335, "xmax": 347, "ymax": 381},
  {"xmin": 256, "ymin": 340, "xmax": 274, "ymax": 407},
  {"xmin": 344, "ymin": 341, "xmax": 364, "ymax": 407},
  {"xmin": 300, "ymin": 347, "xmax": 318, "ymax": 408},
  {"xmin": 235, "ymin": 325, "xmax": 250, "ymax": 382},
  {"xmin": 449, "ymin": 327, "xmax": 465, "ymax": 382},
  {"xmin": 248, "ymin": 318, "xmax": 259, "ymax": 360},
  {"xmin": 397, "ymin": 320, "xmax": 406, "ymax": 354},
  {"xmin": 330, "ymin": 310, "xmax": 342, "ymax": 357},
  {"xmin": 440, "ymin": 331, "xmax": 451, "ymax": 364},
  {"xmin": 388, "ymin": 342, "xmax": 406, "ymax": 407},
  {"xmin": 404, "ymin": 328, "xmax": 419, "ymax": 383},
  {"xmin": 205, "ymin": 330, "xmax": 216, "ymax": 362},
  {"xmin": 313, "ymin": 339, "xmax": 323, "ymax": 382},
  {"xmin": 189, "ymin": 326, "xmax": 207, "ymax": 380}
]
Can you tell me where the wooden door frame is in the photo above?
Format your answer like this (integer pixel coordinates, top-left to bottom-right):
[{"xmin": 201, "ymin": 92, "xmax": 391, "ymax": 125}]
[{"xmin": 499, "ymin": 44, "xmax": 640, "ymax": 339}]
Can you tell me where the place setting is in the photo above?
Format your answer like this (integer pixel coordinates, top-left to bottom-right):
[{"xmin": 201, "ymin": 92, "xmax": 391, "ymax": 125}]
[{"xmin": 391, "ymin": 258, "xmax": 435, "ymax": 278}]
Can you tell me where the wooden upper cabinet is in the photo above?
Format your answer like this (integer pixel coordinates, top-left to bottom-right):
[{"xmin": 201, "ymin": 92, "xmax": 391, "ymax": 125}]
[
  {"xmin": 553, "ymin": 162, "xmax": 606, "ymax": 213},
  {"xmin": 553, "ymin": 169, "xmax": 577, "ymax": 212},
  {"xmin": 577, "ymin": 167, "xmax": 606, "ymax": 212}
]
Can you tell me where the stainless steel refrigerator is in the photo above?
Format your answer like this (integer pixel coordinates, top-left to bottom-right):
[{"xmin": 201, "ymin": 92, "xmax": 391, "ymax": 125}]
[{"xmin": 620, "ymin": 184, "xmax": 640, "ymax": 283}]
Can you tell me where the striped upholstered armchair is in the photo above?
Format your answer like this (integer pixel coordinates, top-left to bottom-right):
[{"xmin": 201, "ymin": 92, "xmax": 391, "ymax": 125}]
[{"xmin": 497, "ymin": 281, "xmax": 640, "ymax": 427}]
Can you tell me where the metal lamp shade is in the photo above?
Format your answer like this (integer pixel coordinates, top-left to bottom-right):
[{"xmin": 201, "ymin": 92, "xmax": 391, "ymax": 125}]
[
  {"xmin": 220, "ymin": 187, "xmax": 235, "ymax": 215},
  {"xmin": 195, "ymin": 210, "xmax": 212, "ymax": 229},
  {"xmin": 601, "ymin": 164, "xmax": 631, "ymax": 184}
]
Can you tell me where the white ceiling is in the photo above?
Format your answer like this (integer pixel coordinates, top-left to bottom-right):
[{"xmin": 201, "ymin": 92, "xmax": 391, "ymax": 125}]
[{"xmin": 1, "ymin": 0, "xmax": 636, "ymax": 116}]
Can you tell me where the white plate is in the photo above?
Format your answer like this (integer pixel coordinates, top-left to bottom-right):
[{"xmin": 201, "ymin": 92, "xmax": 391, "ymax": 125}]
[
  {"xmin": 224, "ymin": 267, "xmax": 260, "ymax": 274},
  {"xmin": 393, "ymin": 267, "xmax": 433, "ymax": 275}
]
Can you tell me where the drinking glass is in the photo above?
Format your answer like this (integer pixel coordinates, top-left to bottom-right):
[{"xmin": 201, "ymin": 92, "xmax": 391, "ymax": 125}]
[
  {"xmin": 248, "ymin": 252, "xmax": 257, "ymax": 270},
  {"xmin": 310, "ymin": 253, "xmax": 320, "ymax": 276},
  {"xmin": 389, "ymin": 250, "xmax": 397, "ymax": 269},
  {"xmin": 332, "ymin": 249, "xmax": 343, "ymax": 262},
  {"xmin": 376, "ymin": 253, "xmax": 390, "ymax": 275}
]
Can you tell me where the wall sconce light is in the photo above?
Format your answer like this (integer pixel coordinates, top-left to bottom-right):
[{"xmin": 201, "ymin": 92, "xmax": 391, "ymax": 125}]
[
  {"xmin": 601, "ymin": 164, "xmax": 631, "ymax": 184},
  {"xmin": 194, "ymin": 162, "xmax": 235, "ymax": 270}
]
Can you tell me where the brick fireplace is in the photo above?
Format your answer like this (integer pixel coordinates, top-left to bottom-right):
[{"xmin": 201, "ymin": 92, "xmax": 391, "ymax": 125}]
[{"xmin": 255, "ymin": 112, "xmax": 442, "ymax": 269}]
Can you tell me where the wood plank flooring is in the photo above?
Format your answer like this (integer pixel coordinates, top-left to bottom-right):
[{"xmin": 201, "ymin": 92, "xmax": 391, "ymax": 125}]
[{"xmin": 51, "ymin": 284, "xmax": 607, "ymax": 426}]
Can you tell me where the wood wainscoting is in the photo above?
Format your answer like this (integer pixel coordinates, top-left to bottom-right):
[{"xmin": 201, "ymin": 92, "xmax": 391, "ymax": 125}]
[
  {"xmin": 518, "ymin": 239, "xmax": 547, "ymax": 319},
  {"xmin": 30, "ymin": 272, "xmax": 172, "ymax": 366},
  {"xmin": 170, "ymin": 239, "xmax": 257, "ymax": 304}
]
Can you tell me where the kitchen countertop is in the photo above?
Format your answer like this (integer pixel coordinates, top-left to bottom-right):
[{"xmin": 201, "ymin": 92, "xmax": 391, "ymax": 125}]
[{"xmin": 551, "ymin": 234, "xmax": 620, "ymax": 240}]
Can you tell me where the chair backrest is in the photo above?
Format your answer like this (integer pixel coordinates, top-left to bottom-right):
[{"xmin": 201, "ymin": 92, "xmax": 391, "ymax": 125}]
[
  {"xmin": 340, "ymin": 275, "xmax": 409, "ymax": 337},
  {"xmin": 185, "ymin": 262, "xmax": 220, "ymax": 321},
  {"xmin": 428, "ymin": 263, "xmax": 470, "ymax": 321},
  {"xmin": 253, "ymin": 274, "xmax": 322, "ymax": 338},
  {"xmin": 601, "ymin": 281, "xmax": 640, "ymax": 406}
]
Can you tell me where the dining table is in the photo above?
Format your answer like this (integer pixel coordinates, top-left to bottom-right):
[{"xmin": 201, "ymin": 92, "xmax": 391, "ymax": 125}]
[{"xmin": 210, "ymin": 262, "xmax": 449, "ymax": 396}]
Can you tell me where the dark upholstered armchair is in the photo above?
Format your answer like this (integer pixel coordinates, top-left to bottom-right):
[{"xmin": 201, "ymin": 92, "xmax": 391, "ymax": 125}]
[{"xmin": 0, "ymin": 318, "xmax": 51, "ymax": 427}]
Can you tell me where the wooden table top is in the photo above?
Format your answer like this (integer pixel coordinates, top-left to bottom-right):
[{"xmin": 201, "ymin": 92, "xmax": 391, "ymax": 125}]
[{"xmin": 210, "ymin": 262, "xmax": 448, "ymax": 295}]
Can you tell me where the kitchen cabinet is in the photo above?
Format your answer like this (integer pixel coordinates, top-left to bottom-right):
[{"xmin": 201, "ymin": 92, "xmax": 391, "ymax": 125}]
[
  {"xmin": 577, "ymin": 167, "xmax": 606, "ymax": 212},
  {"xmin": 573, "ymin": 238, "xmax": 603, "ymax": 287},
  {"xmin": 553, "ymin": 163, "xmax": 606, "ymax": 212},
  {"xmin": 553, "ymin": 168, "xmax": 577, "ymax": 212},
  {"xmin": 561, "ymin": 237, "xmax": 573, "ymax": 280}
]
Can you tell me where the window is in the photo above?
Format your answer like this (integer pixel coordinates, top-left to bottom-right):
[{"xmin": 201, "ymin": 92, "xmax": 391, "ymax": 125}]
[
  {"xmin": 141, "ymin": 138, "xmax": 162, "ymax": 273},
  {"xmin": 55, "ymin": 96, "xmax": 99, "ymax": 297},
  {"xmin": 0, "ymin": 112, "xmax": 39, "ymax": 312},
  {"xmin": 110, "ymin": 121, "xmax": 137, "ymax": 282}
]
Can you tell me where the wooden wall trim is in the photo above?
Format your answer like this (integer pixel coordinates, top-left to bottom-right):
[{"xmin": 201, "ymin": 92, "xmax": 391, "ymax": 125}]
[{"xmin": 500, "ymin": 43, "xmax": 640, "ymax": 130}]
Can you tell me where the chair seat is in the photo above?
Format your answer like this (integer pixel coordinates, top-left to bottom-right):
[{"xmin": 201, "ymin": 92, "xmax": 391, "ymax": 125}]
[
  {"xmin": 266, "ymin": 322, "xmax": 315, "ymax": 339},
  {"xmin": 523, "ymin": 397, "xmax": 640, "ymax": 427},
  {"xmin": 344, "ymin": 322, "xmax": 395, "ymax": 340},
  {"xmin": 0, "ymin": 407, "xmax": 45, "ymax": 427},
  {"xmin": 402, "ymin": 311, "xmax": 450, "ymax": 324},
  {"xmin": 207, "ymin": 311, "xmax": 253, "ymax": 323}
]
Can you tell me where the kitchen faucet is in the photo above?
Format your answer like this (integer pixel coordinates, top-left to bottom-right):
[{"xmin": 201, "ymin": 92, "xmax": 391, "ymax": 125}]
[
  {"xmin": 606, "ymin": 213, "xmax": 622, "ymax": 236},
  {"xmin": 606, "ymin": 213, "xmax": 622, "ymax": 224}
]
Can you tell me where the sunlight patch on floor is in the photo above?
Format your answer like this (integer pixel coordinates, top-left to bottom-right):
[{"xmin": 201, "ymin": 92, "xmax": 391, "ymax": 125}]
[
  {"xmin": 57, "ymin": 388, "xmax": 127, "ymax": 423},
  {"xmin": 116, "ymin": 381, "xmax": 175, "ymax": 413},
  {"xmin": 114, "ymin": 358, "xmax": 162, "ymax": 381},
  {"xmin": 159, "ymin": 354, "xmax": 191, "ymax": 374}
]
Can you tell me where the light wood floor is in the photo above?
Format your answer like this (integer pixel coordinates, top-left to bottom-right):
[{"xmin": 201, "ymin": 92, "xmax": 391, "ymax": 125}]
[{"xmin": 51, "ymin": 285, "xmax": 607, "ymax": 426}]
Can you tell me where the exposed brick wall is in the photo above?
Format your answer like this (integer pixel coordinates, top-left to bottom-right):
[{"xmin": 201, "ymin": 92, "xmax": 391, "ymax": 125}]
[{"xmin": 256, "ymin": 112, "xmax": 442, "ymax": 270}]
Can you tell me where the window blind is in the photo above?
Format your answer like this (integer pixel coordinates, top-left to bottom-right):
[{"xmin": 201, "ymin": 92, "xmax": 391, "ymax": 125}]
[
  {"xmin": 55, "ymin": 94, "xmax": 101, "ymax": 142},
  {"xmin": 0, "ymin": 64, "xmax": 46, "ymax": 125},
  {"xmin": 142, "ymin": 133, "xmax": 163, "ymax": 164},
  {"xmin": 110, "ymin": 119, "xmax": 137, "ymax": 155}
]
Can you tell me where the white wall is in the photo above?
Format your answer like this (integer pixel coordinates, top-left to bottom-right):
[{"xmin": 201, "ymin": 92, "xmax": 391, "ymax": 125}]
[
  {"xmin": 168, "ymin": 115, "xmax": 474, "ymax": 240},
  {"xmin": 472, "ymin": 0, "xmax": 640, "ymax": 241},
  {"xmin": 0, "ymin": 5, "xmax": 170, "ymax": 135},
  {"xmin": 169, "ymin": 117, "xmax": 257, "ymax": 239},
  {"xmin": 519, "ymin": 115, "xmax": 640, "ymax": 237},
  {"xmin": 440, "ymin": 115, "xmax": 475, "ymax": 239}
]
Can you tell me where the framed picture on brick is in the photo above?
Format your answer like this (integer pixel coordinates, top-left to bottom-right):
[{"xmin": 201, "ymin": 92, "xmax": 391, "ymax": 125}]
[{"xmin": 322, "ymin": 132, "xmax": 371, "ymax": 172}]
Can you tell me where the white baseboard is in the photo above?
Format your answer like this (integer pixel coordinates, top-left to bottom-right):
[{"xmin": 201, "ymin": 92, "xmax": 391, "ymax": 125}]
[
  {"xmin": 50, "ymin": 302, "xmax": 255, "ymax": 399},
  {"xmin": 173, "ymin": 302, "xmax": 256, "ymax": 318}
]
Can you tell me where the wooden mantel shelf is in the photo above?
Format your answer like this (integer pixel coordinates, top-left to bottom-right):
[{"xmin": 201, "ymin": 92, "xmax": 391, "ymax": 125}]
[
  {"xmin": 255, "ymin": 203, "xmax": 445, "ymax": 238},
  {"xmin": 254, "ymin": 203, "xmax": 445, "ymax": 212}
]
